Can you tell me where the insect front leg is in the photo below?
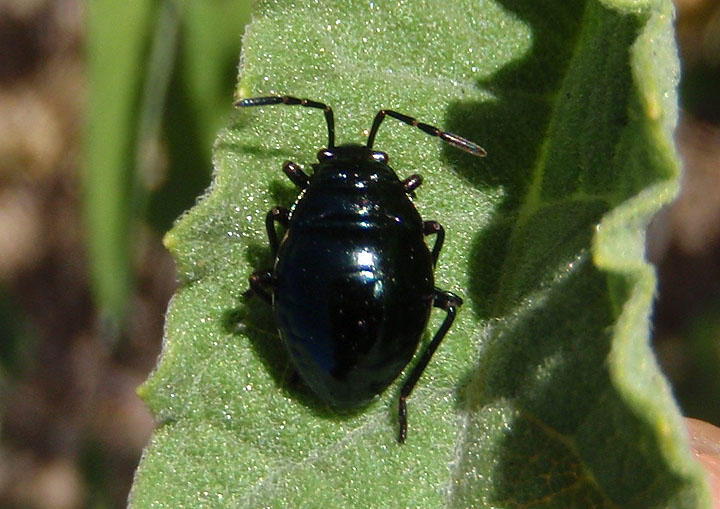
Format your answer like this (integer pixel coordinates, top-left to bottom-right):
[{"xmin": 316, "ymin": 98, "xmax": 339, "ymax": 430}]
[
  {"xmin": 397, "ymin": 288, "xmax": 463, "ymax": 443},
  {"xmin": 283, "ymin": 160, "xmax": 309, "ymax": 188},
  {"xmin": 402, "ymin": 174, "xmax": 423, "ymax": 193}
]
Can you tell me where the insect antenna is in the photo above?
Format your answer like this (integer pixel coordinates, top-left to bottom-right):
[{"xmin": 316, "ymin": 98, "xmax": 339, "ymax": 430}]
[
  {"xmin": 236, "ymin": 96, "xmax": 336, "ymax": 148},
  {"xmin": 366, "ymin": 109, "xmax": 486, "ymax": 157}
]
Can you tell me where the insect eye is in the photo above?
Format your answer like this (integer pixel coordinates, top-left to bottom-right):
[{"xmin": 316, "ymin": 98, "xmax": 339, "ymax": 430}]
[
  {"xmin": 317, "ymin": 148, "xmax": 335, "ymax": 161},
  {"xmin": 371, "ymin": 151, "xmax": 388, "ymax": 164}
]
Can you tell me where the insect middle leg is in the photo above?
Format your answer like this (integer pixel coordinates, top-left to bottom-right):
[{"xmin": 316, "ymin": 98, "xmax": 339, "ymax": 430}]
[
  {"xmin": 423, "ymin": 220, "xmax": 445, "ymax": 266},
  {"xmin": 266, "ymin": 206, "xmax": 290, "ymax": 256},
  {"xmin": 244, "ymin": 206, "xmax": 290, "ymax": 303},
  {"xmin": 397, "ymin": 288, "xmax": 463, "ymax": 443}
]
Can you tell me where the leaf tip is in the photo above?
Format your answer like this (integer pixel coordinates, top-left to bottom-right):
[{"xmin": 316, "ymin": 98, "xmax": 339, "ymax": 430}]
[
  {"xmin": 163, "ymin": 230, "xmax": 178, "ymax": 251},
  {"xmin": 234, "ymin": 83, "xmax": 252, "ymax": 105},
  {"xmin": 136, "ymin": 381, "xmax": 149, "ymax": 401}
]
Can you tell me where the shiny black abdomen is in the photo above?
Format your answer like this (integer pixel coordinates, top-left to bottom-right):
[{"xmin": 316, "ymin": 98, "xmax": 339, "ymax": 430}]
[{"xmin": 273, "ymin": 159, "xmax": 434, "ymax": 407}]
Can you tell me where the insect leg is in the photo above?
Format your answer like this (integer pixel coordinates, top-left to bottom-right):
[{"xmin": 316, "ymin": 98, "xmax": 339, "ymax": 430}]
[
  {"xmin": 244, "ymin": 206, "xmax": 289, "ymax": 303},
  {"xmin": 423, "ymin": 221, "xmax": 445, "ymax": 266},
  {"xmin": 283, "ymin": 160, "xmax": 309, "ymax": 188},
  {"xmin": 402, "ymin": 174, "xmax": 423, "ymax": 193},
  {"xmin": 397, "ymin": 289, "xmax": 463, "ymax": 443},
  {"xmin": 244, "ymin": 271, "xmax": 273, "ymax": 304},
  {"xmin": 266, "ymin": 206, "xmax": 290, "ymax": 257}
]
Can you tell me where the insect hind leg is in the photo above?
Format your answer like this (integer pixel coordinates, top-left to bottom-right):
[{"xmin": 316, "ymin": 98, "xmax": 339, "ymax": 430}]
[{"xmin": 397, "ymin": 289, "xmax": 463, "ymax": 443}]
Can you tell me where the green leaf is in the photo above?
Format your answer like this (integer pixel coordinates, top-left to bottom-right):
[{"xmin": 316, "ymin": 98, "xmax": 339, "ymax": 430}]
[
  {"xmin": 85, "ymin": 0, "xmax": 156, "ymax": 326},
  {"xmin": 131, "ymin": 0, "xmax": 712, "ymax": 506},
  {"xmin": 84, "ymin": 0, "xmax": 250, "ymax": 328},
  {"xmin": 147, "ymin": 1, "xmax": 252, "ymax": 232}
]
